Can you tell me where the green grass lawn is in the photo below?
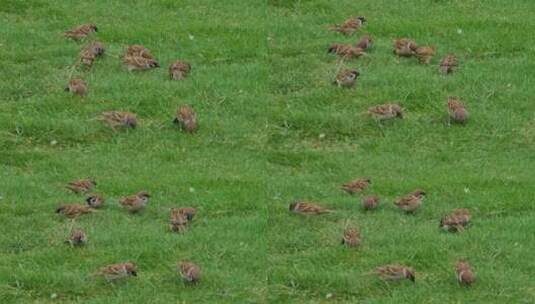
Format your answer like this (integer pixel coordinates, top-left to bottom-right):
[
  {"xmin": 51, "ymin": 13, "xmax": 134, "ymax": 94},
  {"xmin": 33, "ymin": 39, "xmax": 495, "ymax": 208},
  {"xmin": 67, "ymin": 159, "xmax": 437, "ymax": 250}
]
[{"xmin": 1, "ymin": 0, "xmax": 535, "ymax": 303}]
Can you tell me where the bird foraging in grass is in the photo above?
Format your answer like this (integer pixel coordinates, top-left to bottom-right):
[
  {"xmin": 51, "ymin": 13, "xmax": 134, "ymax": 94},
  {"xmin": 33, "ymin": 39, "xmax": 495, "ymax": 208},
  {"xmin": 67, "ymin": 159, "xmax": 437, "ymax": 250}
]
[
  {"xmin": 123, "ymin": 55, "xmax": 159, "ymax": 71},
  {"xmin": 393, "ymin": 38, "xmax": 417, "ymax": 57},
  {"xmin": 394, "ymin": 190, "xmax": 426, "ymax": 213},
  {"xmin": 440, "ymin": 208, "xmax": 471, "ymax": 232},
  {"xmin": 119, "ymin": 191, "xmax": 150, "ymax": 213},
  {"xmin": 169, "ymin": 207, "xmax": 196, "ymax": 233},
  {"xmin": 98, "ymin": 111, "xmax": 138, "ymax": 129},
  {"xmin": 375, "ymin": 264, "xmax": 415, "ymax": 282},
  {"xmin": 66, "ymin": 228, "xmax": 87, "ymax": 246},
  {"xmin": 289, "ymin": 201, "xmax": 332, "ymax": 215},
  {"xmin": 64, "ymin": 24, "xmax": 98, "ymax": 41},
  {"xmin": 368, "ymin": 103, "xmax": 403, "ymax": 121},
  {"xmin": 447, "ymin": 97, "xmax": 469, "ymax": 124},
  {"xmin": 85, "ymin": 194, "xmax": 105, "ymax": 209},
  {"xmin": 356, "ymin": 35, "xmax": 373, "ymax": 50},
  {"xmin": 125, "ymin": 44, "xmax": 154, "ymax": 59},
  {"xmin": 342, "ymin": 226, "xmax": 361, "ymax": 247},
  {"xmin": 178, "ymin": 261, "xmax": 201, "ymax": 284},
  {"xmin": 169, "ymin": 60, "xmax": 192, "ymax": 80},
  {"xmin": 95, "ymin": 262, "xmax": 137, "ymax": 282},
  {"xmin": 56, "ymin": 204, "xmax": 95, "ymax": 219},
  {"xmin": 340, "ymin": 178, "xmax": 371, "ymax": 194},
  {"xmin": 331, "ymin": 17, "xmax": 366, "ymax": 35},
  {"xmin": 67, "ymin": 179, "xmax": 96, "ymax": 194},
  {"xmin": 173, "ymin": 105, "xmax": 198, "ymax": 133},
  {"xmin": 362, "ymin": 195, "xmax": 380, "ymax": 210},
  {"xmin": 65, "ymin": 78, "xmax": 87, "ymax": 96},
  {"xmin": 413, "ymin": 45, "xmax": 436, "ymax": 64},
  {"xmin": 333, "ymin": 69, "xmax": 360, "ymax": 88},
  {"xmin": 79, "ymin": 41, "xmax": 105, "ymax": 66},
  {"xmin": 328, "ymin": 44, "xmax": 365, "ymax": 59},
  {"xmin": 439, "ymin": 53, "xmax": 458, "ymax": 74},
  {"xmin": 456, "ymin": 260, "xmax": 475, "ymax": 286}
]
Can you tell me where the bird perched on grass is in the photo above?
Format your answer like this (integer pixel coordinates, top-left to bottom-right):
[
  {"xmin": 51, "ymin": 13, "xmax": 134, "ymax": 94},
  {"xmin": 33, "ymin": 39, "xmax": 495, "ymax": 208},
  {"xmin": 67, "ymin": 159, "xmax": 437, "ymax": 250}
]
[
  {"xmin": 169, "ymin": 60, "xmax": 191, "ymax": 80},
  {"xmin": 175, "ymin": 207, "xmax": 197, "ymax": 221},
  {"xmin": 289, "ymin": 201, "xmax": 332, "ymax": 215},
  {"xmin": 56, "ymin": 204, "xmax": 95, "ymax": 218},
  {"xmin": 173, "ymin": 105, "xmax": 198, "ymax": 133},
  {"xmin": 94, "ymin": 262, "xmax": 137, "ymax": 282},
  {"xmin": 85, "ymin": 194, "xmax": 105, "ymax": 209},
  {"xmin": 439, "ymin": 53, "xmax": 458, "ymax": 74},
  {"xmin": 368, "ymin": 103, "xmax": 403, "ymax": 121},
  {"xmin": 333, "ymin": 69, "xmax": 360, "ymax": 88},
  {"xmin": 125, "ymin": 44, "xmax": 153, "ymax": 58},
  {"xmin": 169, "ymin": 208, "xmax": 195, "ymax": 233},
  {"xmin": 340, "ymin": 178, "xmax": 371, "ymax": 194},
  {"xmin": 119, "ymin": 191, "xmax": 150, "ymax": 213},
  {"xmin": 66, "ymin": 179, "xmax": 96, "ymax": 194},
  {"xmin": 440, "ymin": 208, "xmax": 471, "ymax": 232},
  {"xmin": 393, "ymin": 38, "xmax": 417, "ymax": 57},
  {"xmin": 66, "ymin": 228, "xmax": 87, "ymax": 246},
  {"xmin": 362, "ymin": 195, "xmax": 380, "ymax": 210},
  {"xmin": 413, "ymin": 45, "xmax": 436, "ymax": 64},
  {"xmin": 64, "ymin": 24, "xmax": 98, "ymax": 41},
  {"xmin": 342, "ymin": 226, "xmax": 361, "ymax": 247},
  {"xmin": 456, "ymin": 260, "xmax": 475, "ymax": 286},
  {"xmin": 356, "ymin": 35, "xmax": 373, "ymax": 50},
  {"xmin": 98, "ymin": 111, "xmax": 138, "ymax": 129},
  {"xmin": 65, "ymin": 78, "xmax": 87, "ymax": 96},
  {"xmin": 178, "ymin": 261, "xmax": 201, "ymax": 284},
  {"xmin": 394, "ymin": 190, "xmax": 426, "ymax": 213},
  {"xmin": 375, "ymin": 264, "xmax": 415, "ymax": 282},
  {"xmin": 331, "ymin": 17, "xmax": 366, "ymax": 35},
  {"xmin": 79, "ymin": 48, "xmax": 96, "ymax": 66},
  {"xmin": 328, "ymin": 44, "xmax": 365, "ymax": 59},
  {"xmin": 447, "ymin": 97, "xmax": 469, "ymax": 124},
  {"xmin": 123, "ymin": 44, "xmax": 159, "ymax": 71}
]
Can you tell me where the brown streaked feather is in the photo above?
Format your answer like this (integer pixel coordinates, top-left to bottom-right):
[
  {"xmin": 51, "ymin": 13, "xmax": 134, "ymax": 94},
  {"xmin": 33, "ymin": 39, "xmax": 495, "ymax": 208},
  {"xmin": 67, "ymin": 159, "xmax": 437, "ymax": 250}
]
[
  {"xmin": 340, "ymin": 178, "xmax": 370, "ymax": 194},
  {"xmin": 174, "ymin": 105, "xmax": 198, "ymax": 133},
  {"xmin": 447, "ymin": 97, "xmax": 469, "ymax": 123},
  {"xmin": 362, "ymin": 195, "xmax": 380, "ymax": 210},
  {"xmin": 66, "ymin": 78, "xmax": 87, "ymax": 96},
  {"xmin": 169, "ymin": 61, "xmax": 192, "ymax": 80},
  {"xmin": 96, "ymin": 262, "xmax": 137, "ymax": 281},
  {"xmin": 376, "ymin": 264, "xmax": 415, "ymax": 282},
  {"xmin": 66, "ymin": 179, "xmax": 96, "ymax": 194},
  {"xmin": 67, "ymin": 228, "xmax": 87, "ymax": 246},
  {"xmin": 393, "ymin": 38, "xmax": 417, "ymax": 57},
  {"xmin": 99, "ymin": 111, "xmax": 138, "ymax": 129},
  {"xmin": 368, "ymin": 103, "xmax": 403, "ymax": 120},
  {"xmin": 456, "ymin": 261, "xmax": 475, "ymax": 286},
  {"xmin": 178, "ymin": 261, "xmax": 201, "ymax": 283},
  {"xmin": 56, "ymin": 204, "xmax": 95, "ymax": 218},
  {"xmin": 342, "ymin": 226, "xmax": 361, "ymax": 247},
  {"xmin": 64, "ymin": 24, "xmax": 98, "ymax": 41},
  {"xmin": 289, "ymin": 201, "xmax": 332, "ymax": 215},
  {"xmin": 439, "ymin": 53, "xmax": 458, "ymax": 74}
]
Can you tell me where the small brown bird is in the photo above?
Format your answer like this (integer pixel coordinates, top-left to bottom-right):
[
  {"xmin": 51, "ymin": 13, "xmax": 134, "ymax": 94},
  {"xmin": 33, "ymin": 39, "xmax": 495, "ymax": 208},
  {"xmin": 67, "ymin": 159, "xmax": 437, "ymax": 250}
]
[
  {"xmin": 356, "ymin": 35, "xmax": 373, "ymax": 50},
  {"xmin": 123, "ymin": 55, "xmax": 159, "ymax": 71},
  {"xmin": 64, "ymin": 24, "xmax": 98, "ymax": 41},
  {"xmin": 119, "ymin": 191, "xmax": 150, "ymax": 213},
  {"xmin": 340, "ymin": 178, "xmax": 371, "ymax": 194},
  {"xmin": 176, "ymin": 207, "xmax": 197, "ymax": 221},
  {"xmin": 79, "ymin": 48, "xmax": 96, "ymax": 66},
  {"xmin": 95, "ymin": 262, "xmax": 137, "ymax": 282},
  {"xmin": 334, "ymin": 69, "xmax": 360, "ymax": 88},
  {"xmin": 169, "ymin": 60, "xmax": 192, "ymax": 80},
  {"xmin": 125, "ymin": 44, "xmax": 153, "ymax": 59},
  {"xmin": 86, "ymin": 194, "xmax": 105, "ymax": 209},
  {"xmin": 65, "ymin": 78, "xmax": 87, "ymax": 96},
  {"xmin": 439, "ymin": 53, "xmax": 458, "ymax": 74},
  {"xmin": 440, "ymin": 208, "xmax": 471, "ymax": 232},
  {"xmin": 289, "ymin": 201, "xmax": 332, "ymax": 215},
  {"xmin": 447, "ymin": 97, "xmax": 469, "ymax": 124},
  {"xmin": 169, "ymin": 209, "xmax": 189, "ymax": 233},
  {"xmin": 173, "ymin": 105, "xmax": 198, "ymax": 133},
  {"xmin": 66, "ymin": 228, "xmax": 87, "ymax": 246},
  {"xmin": 368, "ymin": 103, "xmax": 403, "ymax": 120},
  {"xmin": 178, "ymin": 261, "xmax": 201, "ymax": 284},
  {"xmin": 375, "ymin": 264, "xmax": 415, "ymax": 282},
  {"xmin": 328, "ymin": 44, "xmax": 365, "ymax": 59},
  {"xmin": 393, "ymin": 38, "xmax": 417, "ymax": 57},
  {"xmin": 394, "ymin": 190, "xmax": 426, "ymax": 213},
  {"xmin": 99, "ymin": 111, "xmax": 138, "ymax": 129},
  {"xmin": 66, "ymin": 179, "xmax": 96, "ymax": 194},
  {"xmin": 56, "ymin": 204, "xmax": 95, "ymax": 218},
  {"xmin": 342, "ymin": 226, "xmax": 361, "ymax": 247},
  {"xmin": 362, "ymin": 195, "xmax": 380, "ymax": 210},
  {"xmin": 413, "ymin": 45, "xmax": 436, "ymax": 64},
  {"xmin": 456, "ymin": 260, "xmax": 475, "ymax": 286},
  {"xmin": 332, "ymin": 17, "xmax": 366, "ymax": 35}
]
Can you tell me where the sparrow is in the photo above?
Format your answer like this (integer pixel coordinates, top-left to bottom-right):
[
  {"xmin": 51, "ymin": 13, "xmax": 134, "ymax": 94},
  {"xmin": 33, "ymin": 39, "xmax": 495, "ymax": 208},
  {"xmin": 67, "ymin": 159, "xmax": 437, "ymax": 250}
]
[
  {"xmin": 331, "ymin": 17, "xmax": 366, "ymax": 35},
  {"xmin": 439, "ymin": 53, "xmax": 458, "ymax": 74},
  {"xmin": 64, "ymin": 24, "xmax": 98, "ymax": 41},
  {"xmin": 86, "ymin": 194, "xmax": 105, "ymax": 209},
  {"xmin": 368, "ymin": 103, "xmax": 403, "ymax": 120},
  {"xmin": 79, "ymin": 47, "xmax": 96, "ymax": 66},
  {"xmin": 169, "ymin": 60, "xmax": 192, "ymax": 80},
  {"xmin": 98, "ymin": 111, "xmax": 138, "ymax": 129},
  {"xmin": 65, "ymin": 78, "xmax": 87, "ymax": 96},
  {"xmin": 394, "ymin": 190, "xmax": 426, "ymax": 213},
  {"xmin": 125, "ymin": 44, "xmax": 154, "ymax": 59},
  {"xmin": 66, "ymin": 179, "xmax": 96, "ymax": 194},
  {"xmin": 169, "ymin": 209, "xmax": 189, "ymax": 233},
  {"xmin": 393, "ymin": 38, "xmax": 417, "ymax": 57},
  {"xmin": 356, "ymin": 35, "xmax": 373, "ymax": 50},
  {"xmin": 56, "ymin": 204, "xmax": 95, "ymax": 218},
  {"xmin": 178, "ymin": 261, "xmax": 201, "ymax": 284},
  {"xmin": 440, "ymin": 208, "xmax": 471, "ymax": 232},
  {"xmin": 123, "ymin": 55, "xmax": 159, "ymax": 71},
  {"xmin": 362, "ymin": 195, "xmax": 380, "ymax": 210},
  {"xmin": 95, "ymin": 262, "xmax": 137, "ymax": 282},
  {"xmin": 447, "ymin": 97, "xmax": 469, "ymax": 124},
  {"xmin": 328, "ymin": 44, "xmax": 365, "ymax": 59},
  {"xmin": 173, "ymin": 105, "xmax": 198, "ymax": 133},
  {"xmin": 413, "ymin": 45, "xmax": 436, "ymax": 64},
  {"xmin": 175, "ymin": 207, "xmax": 197, "ymax": 221},
  {"xmin": 456, "ymin": 260, "xmax": 475, "ymax": 286},
  {"xmin": 66, "ymin": 228, "xmax": 87, "ymax": 246},
  {"xmin": 375, "ymin": 264, "xmax": 415, "ymax": 282},
  {"xmin": 289, "ymin": 201, "xmax": 332, "ymax": 215},
  {"xmin": 340, "ymin": 178, "xmax": 371, "ymax": 194},
  {"xmin": 333, "ymin": 69, "xmax": 360, "ymax": 88},
  {"xmin": 119, "ymin": 191, "xmax": 150, "ymax": 213},
  {"xmin": 342, "ymin": 226, "xmax": 361, "ymax": 247}
]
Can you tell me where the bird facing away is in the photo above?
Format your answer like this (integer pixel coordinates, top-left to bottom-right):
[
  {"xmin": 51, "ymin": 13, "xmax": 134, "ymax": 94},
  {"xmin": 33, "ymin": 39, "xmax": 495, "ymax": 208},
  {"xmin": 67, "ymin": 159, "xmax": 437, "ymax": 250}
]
[
  {"xmin": 95, "ymin": 262, "xmax": 137, "ymax": 282},
  {"xmin": 368, "ymin": 103, "xmax": 403, "ymax": 120},
  {"xmin": 289, "ymin": 201, "xmax": 332, "ymax": 215},
  {"xmin": 66, "ymin": 179, "xmax": 96, "ymax": 194},
  {"xmin": 342, "ymin": 226, "xmax": 361, "ymax": 247},
  {"xmin": 173, "ymin": 105, "xmax": 198, "ymax": 133},
  {"xmin": 56, "ymin": 204, "xmax": 95, "ymax": 218},
  {"xmin": 394, "ymin": 190, "xmax": 426, "ymax": 213},
  {"xmin": 362, "ymin": 195, "xmax": 380, "ymax": 210},
  {"xmin": 334, "ymin": 69, "xmax": 360, "ymax": 88},
  {"xmin": 119, "ymin": 191, "xmax": 150, "ymax": 213},
  {"xmin": 375, "ymin": 264, "xmax": 415, "ymax": 282},
  {"xmin": 393, "ymin": 38, "xmax": 417, "ymax": 57},
  {"xmin": 340, "ymin": 178, "xmax": 371, "ymax": 194},
  {"xmin": 328, "ymin": 44, "xmax": 365, "ymax": 59},
  {"xmin": 64, "ymin": 24, "xmax": 98, "ymax": 41},
  {"xmin": 178, "ymin": 261, "xmax": 201, "ymax": 284},
  {"xmin": 169, "ymin": 61, "xmax": 192, "ymax": 80},
  {"xmin": 99, "ymin": 111, "xmax": 138, "ymax": 129},
  {"xmin": 331, "ymin": 17, "xmax": 366, "ymax": 35},
  {"xmin": 456, "ymin": 260, "xmax": 475, "ymax": 286},
  {"xmin": 65, "ymin": 78, "xmax": 87, "ymax": 96},
  {"xmin": 413, "ymin": 45, "xmax": 436, "ymax": 64},
  {"xmin": 439, "ymin": 53, "xmax": 458, "ymax": 74},
  {"xmin": 66, "ymin": 228, "xmax": 87, "ymax": 246},
  {"xmin": 86, "ymin": 194, "xmax": 105, "ymax": 209},
  {"xmin": 440, "ymin": 208, "xmax": 471, "ymax": 232},
  {"xmin": 447, "ymin": 97, "xmax": 469, "ymax": 124},
  {"xmin": 356, "ymin": 35, "xmax": 373, "ymax": 50}
]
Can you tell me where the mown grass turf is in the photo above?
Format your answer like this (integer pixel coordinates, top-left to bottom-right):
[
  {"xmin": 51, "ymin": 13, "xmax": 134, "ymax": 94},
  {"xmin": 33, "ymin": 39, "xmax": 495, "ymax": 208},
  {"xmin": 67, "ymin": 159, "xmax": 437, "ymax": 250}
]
[{"xmin": 1, "ymin": 0, "xmax": 535, "ymax": 303}]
